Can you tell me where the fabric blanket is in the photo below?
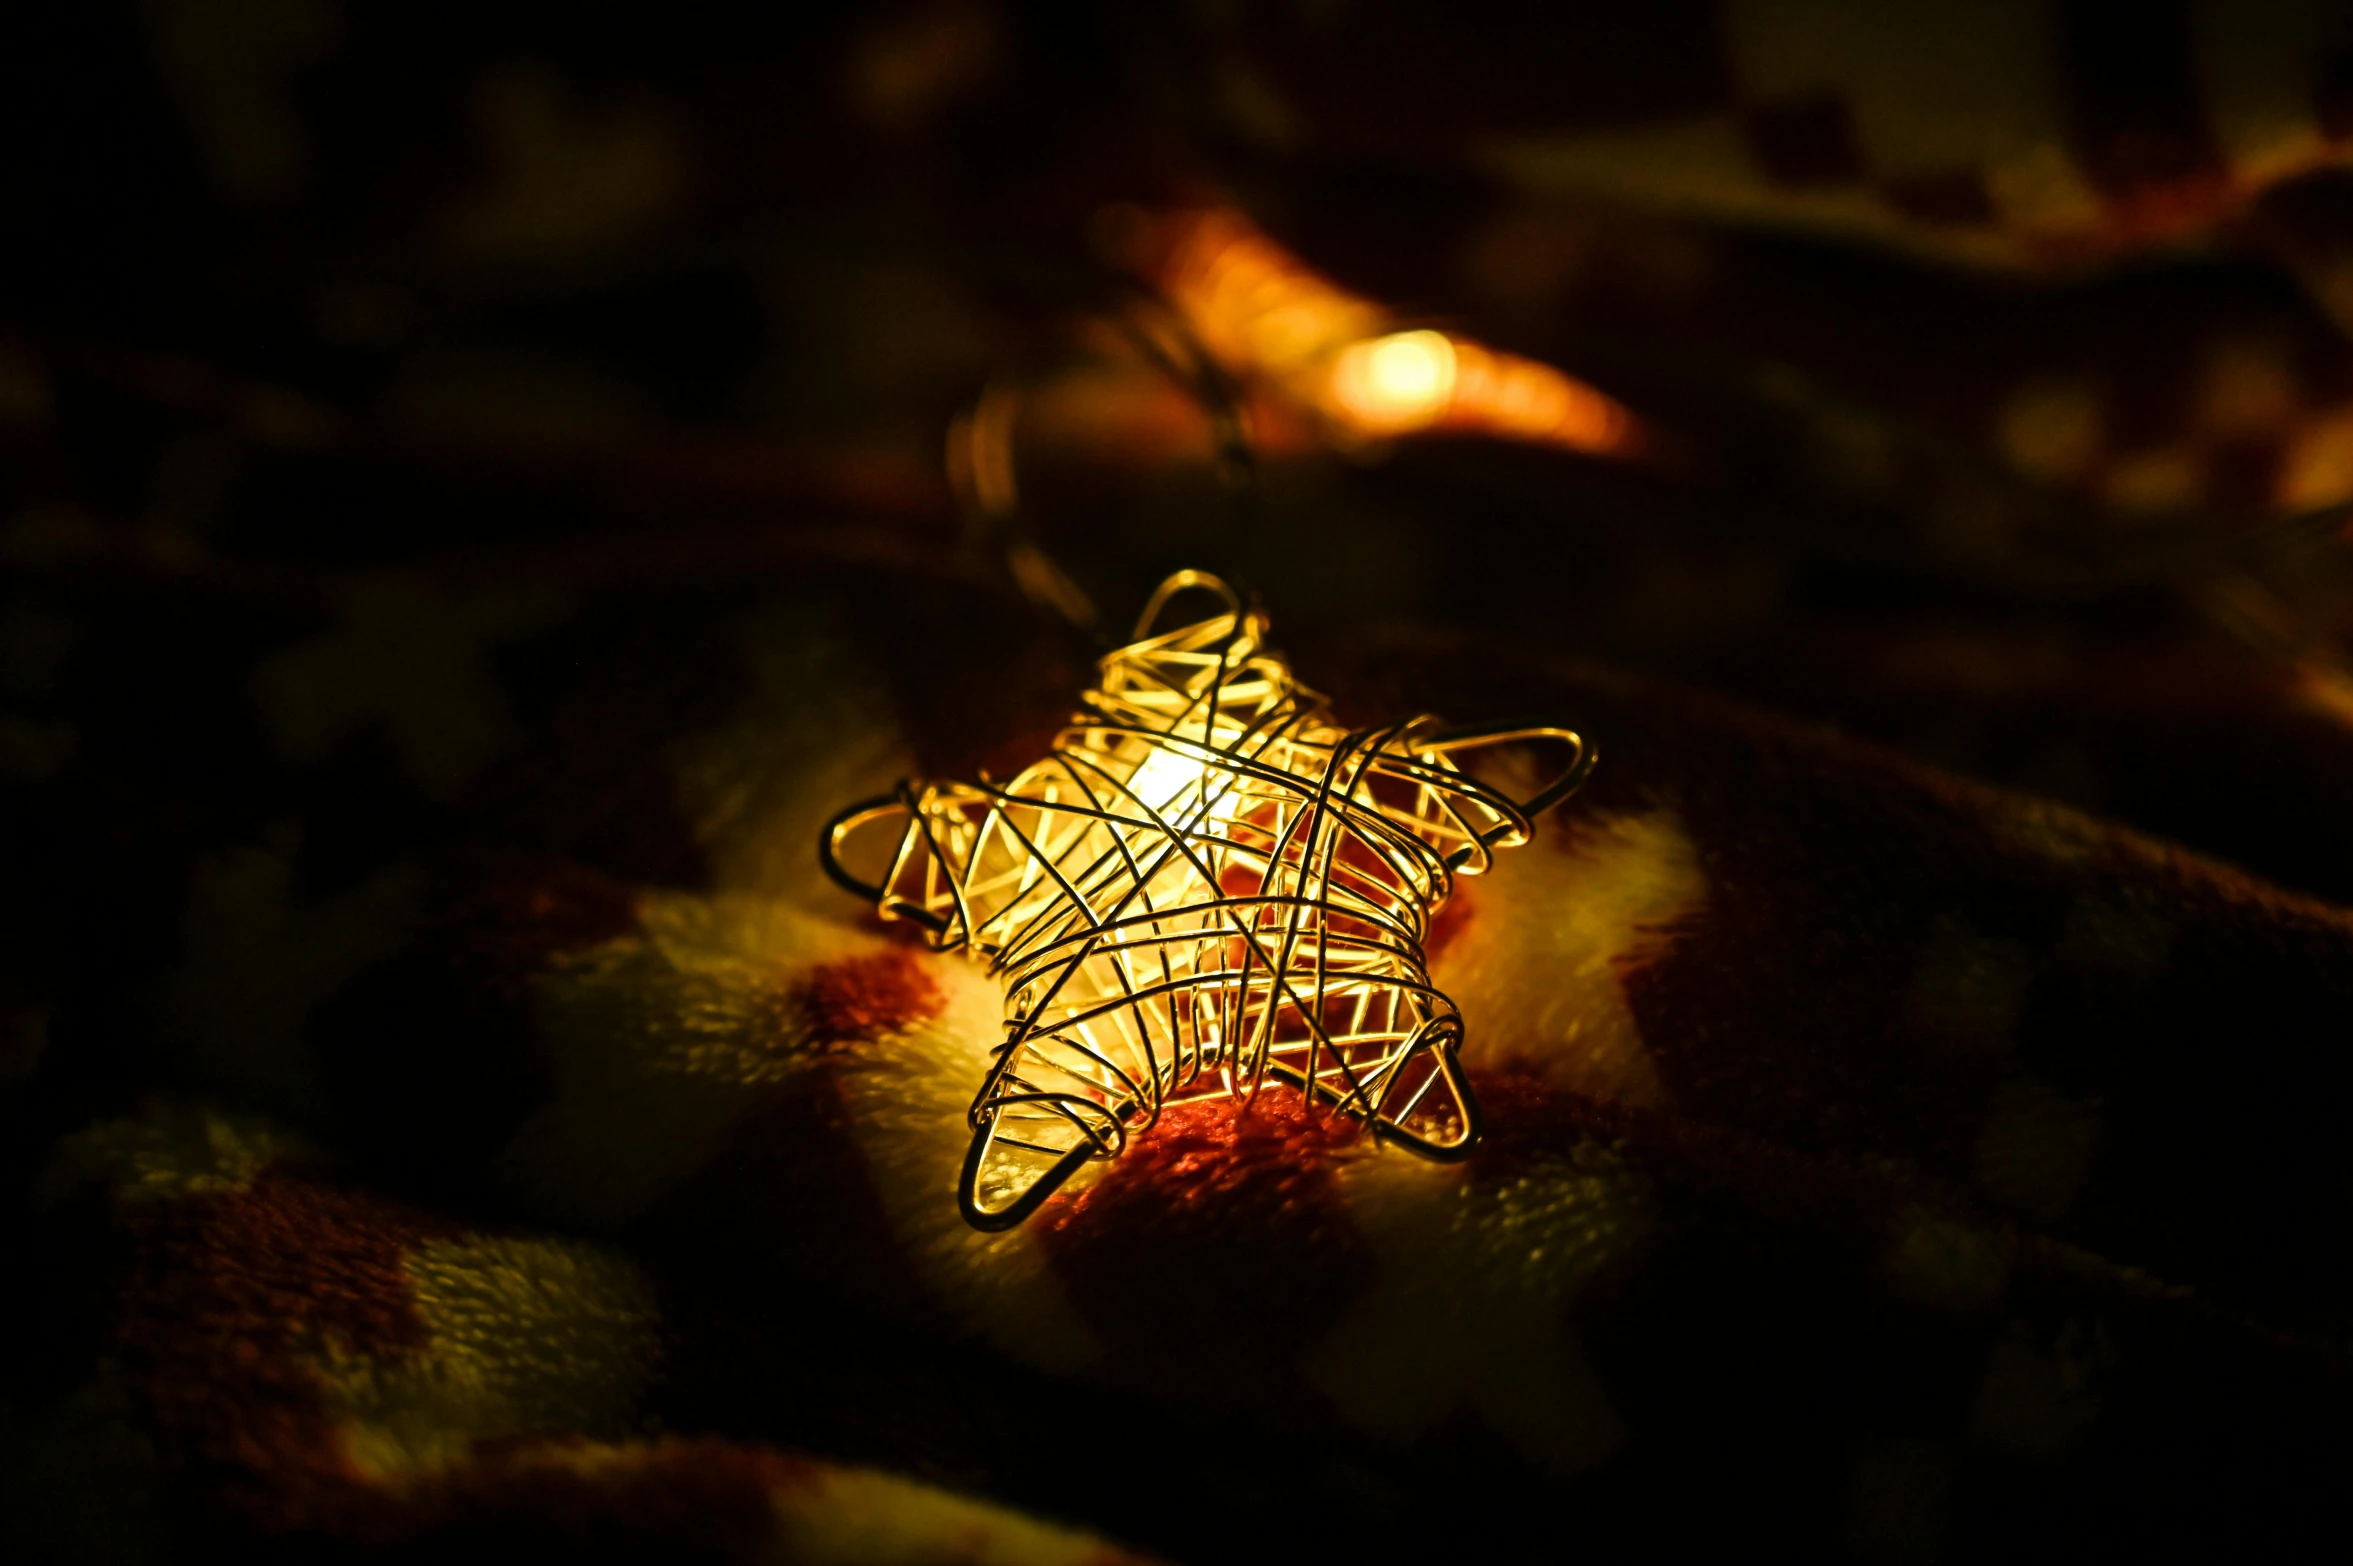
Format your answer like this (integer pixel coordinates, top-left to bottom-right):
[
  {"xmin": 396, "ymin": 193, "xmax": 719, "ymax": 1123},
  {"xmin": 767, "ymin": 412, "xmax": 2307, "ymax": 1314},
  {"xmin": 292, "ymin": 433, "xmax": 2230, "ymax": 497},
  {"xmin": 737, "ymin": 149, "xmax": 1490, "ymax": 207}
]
[{"xmin": 8, "ymin": 559, "xmax": 2350, "ymax": 1561}]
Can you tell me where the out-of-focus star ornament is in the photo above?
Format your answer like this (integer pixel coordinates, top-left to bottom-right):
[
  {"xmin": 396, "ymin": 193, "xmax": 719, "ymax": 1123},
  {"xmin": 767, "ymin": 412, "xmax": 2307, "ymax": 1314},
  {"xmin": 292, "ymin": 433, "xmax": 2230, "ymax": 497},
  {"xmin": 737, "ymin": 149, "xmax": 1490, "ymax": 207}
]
[{"xmin": 822, "ymin": 571, "xmax": 1593, "ymax": 1230}]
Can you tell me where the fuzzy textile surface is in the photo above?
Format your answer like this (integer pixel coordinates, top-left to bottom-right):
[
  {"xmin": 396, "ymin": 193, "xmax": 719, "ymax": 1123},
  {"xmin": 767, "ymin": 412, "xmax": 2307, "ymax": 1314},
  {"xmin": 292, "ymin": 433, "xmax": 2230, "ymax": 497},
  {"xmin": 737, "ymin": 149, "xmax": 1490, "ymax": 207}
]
[{"xmin": 5, "ymin": 562, "xmax": 2348, "ymax": 1563}]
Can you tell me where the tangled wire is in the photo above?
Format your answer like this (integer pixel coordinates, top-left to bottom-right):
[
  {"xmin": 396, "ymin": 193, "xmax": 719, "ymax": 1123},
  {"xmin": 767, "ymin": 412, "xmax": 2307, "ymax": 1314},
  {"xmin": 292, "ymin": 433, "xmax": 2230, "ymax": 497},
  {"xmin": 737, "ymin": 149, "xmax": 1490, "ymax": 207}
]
[{"xmin": 824, "ymin": 570, "xmax": 1591, "ymax": 1229}]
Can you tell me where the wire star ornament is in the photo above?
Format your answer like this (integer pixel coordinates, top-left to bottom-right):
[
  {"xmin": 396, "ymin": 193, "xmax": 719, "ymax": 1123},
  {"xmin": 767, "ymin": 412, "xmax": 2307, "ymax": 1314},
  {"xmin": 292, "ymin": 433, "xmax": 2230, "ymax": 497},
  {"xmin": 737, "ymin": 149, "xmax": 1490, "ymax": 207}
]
[{"xmin": 822, "ymin": 571, "xmax": 1593, "ymax": 1229}]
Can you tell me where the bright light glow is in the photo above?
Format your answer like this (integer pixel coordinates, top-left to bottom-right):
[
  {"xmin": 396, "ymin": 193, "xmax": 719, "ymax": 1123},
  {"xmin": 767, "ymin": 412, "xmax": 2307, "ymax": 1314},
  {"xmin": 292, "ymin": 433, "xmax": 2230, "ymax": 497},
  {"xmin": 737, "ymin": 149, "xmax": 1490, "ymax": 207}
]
[
  {"xmin": 1330, "ymin": 331, "xmax": 1459, "ymax": 432},
  {"xmin": 1141, "ymin": 206, "xmax": 1640, "ymax": 456},
  {"xmin": 1124, "ymin": 741, "xmax": 1216, "ymax": 818},
  {"xmin": 829, "ymin": 571, "xmax": 1592, "ymax": 1229}
]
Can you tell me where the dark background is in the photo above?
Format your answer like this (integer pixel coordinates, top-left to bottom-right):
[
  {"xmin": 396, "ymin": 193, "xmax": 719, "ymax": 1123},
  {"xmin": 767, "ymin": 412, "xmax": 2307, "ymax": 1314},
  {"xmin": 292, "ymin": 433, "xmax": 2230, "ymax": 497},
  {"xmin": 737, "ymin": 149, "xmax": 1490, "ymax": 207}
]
[{"xmin": 9, "ymin": 2, "xmax": 2353, "ymax": 900}]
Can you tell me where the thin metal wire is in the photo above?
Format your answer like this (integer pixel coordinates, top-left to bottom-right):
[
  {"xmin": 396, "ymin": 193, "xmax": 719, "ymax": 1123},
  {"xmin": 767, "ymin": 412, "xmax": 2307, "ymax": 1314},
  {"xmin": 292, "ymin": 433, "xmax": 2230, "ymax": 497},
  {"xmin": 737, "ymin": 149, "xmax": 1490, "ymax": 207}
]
[
  {"xmin": 823, "ymin": 570, "xmax": 1593, "ymax": 1230},
  {"xmin": 946, "ymin": 276, "xmax": 1264, "ymax": 641}
]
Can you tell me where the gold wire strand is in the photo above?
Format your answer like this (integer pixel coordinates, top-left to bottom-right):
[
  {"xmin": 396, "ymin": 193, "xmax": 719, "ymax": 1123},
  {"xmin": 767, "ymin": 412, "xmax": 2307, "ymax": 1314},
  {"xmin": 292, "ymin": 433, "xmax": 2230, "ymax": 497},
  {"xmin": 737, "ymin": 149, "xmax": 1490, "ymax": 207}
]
[{"xmin": 821, "ymin": 571, "xmax": 1593, "ymax": 1230}]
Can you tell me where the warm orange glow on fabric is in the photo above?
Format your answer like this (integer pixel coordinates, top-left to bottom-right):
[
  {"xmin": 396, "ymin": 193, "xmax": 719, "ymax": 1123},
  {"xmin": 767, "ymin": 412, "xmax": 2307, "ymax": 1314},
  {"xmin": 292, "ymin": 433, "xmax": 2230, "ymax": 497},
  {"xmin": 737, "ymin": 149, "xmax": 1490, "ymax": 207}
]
[
  {"xmin": 822, "ymin": 571, "xmax": 1594, "ymax": 1229},
  {"xmin": 1143, "ymin": 207, "xmax": 1640, "ymax": 457}
]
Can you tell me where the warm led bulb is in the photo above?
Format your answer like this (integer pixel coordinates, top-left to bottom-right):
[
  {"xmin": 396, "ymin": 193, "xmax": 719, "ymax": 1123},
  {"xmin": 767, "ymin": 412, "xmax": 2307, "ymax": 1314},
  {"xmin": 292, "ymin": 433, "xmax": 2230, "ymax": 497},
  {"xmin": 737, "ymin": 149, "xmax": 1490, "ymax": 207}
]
[
  {"xmin": 1124, "ymin": 745, "xmax": 1210, "ymax": 815},
  {"xmin": 1329, "ymin": 330, "xmax": 1459, "ymax": 432}
]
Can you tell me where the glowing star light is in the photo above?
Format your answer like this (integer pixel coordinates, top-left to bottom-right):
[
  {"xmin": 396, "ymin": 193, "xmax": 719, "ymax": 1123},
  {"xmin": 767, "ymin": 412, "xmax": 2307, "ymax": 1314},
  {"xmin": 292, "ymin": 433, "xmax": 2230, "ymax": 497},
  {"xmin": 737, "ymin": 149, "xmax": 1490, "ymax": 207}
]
[{"xmin": 822, "ymin": 572, "xmax": 1593, "ymax": 1229}]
